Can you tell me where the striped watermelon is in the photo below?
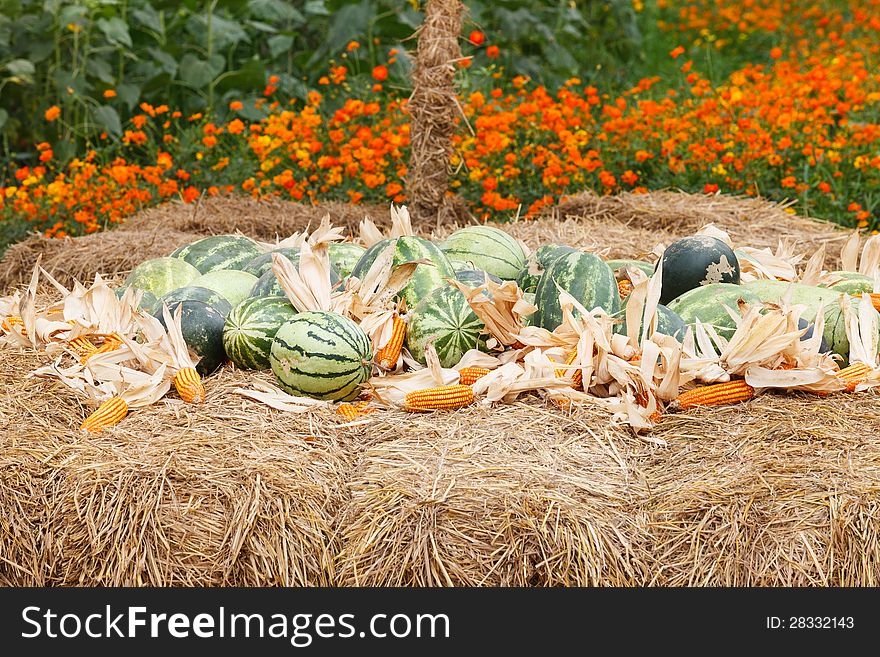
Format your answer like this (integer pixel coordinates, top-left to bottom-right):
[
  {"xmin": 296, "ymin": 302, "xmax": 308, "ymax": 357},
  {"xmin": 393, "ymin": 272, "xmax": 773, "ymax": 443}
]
[
  {"xmin": 249, "ymin": 254, "xmax": 341, "ymax": 299},
  {"xmin": 329, "ymin": 242, "xmax": 366, "ymax": 279},
  {"xmin": 455, "ymin": 268, "xmax": 502, "ymax": 288},
  {"xmin": 606, "ymin": 259, "xmax": 655, "ymax": 277},
  {"xmin": 116, "ymin": 287, "xmax": 158, "ymax": 311},
  {"xmin": 155, "ymin": 300, "xmax": 227, "ymax": 376},
  {"xmin": 666, "ymin": 283, "xmax": 762, "ymax": 339},
  {"xmin": 270, "ymin": 311, "xmax": 373, "ymax": 401},
  {"xmin": 820, "ymin": 271, "xmax": 874, "ymax": 294},
  {"xmin": 124, "ymin": 257, "xmax": 201, "ymax": 299},
  {"xmin": 191, "ymin": 270, "xmax": 259, "ymax": 308},
  {"xmin": 157, "ymin": 286, "xmax": 233, "ymax": 317},
  {"xmin": 441, "ymin": 226, "xmax": 527, "ymax": 280},
  {"xmin": 516, "ymin": 244, "xmax": 577, "ymax": 293},
  {"xmin": 407, "ymin": 285, "xmax": 487, "ymax": 367},
  {"xmin": 223, "ymin": 296, "xmax": 298, "ymax": 370},
  {"xmin": 532, "ymin": 251, "xmax": 619, "ymax": 330},
  {"xmin": 350, "ymin": 236, "xmax": 456, "ymax": 308},
  {"xmin": 613, "ymin": 300, "xmax": 687, "ymax": 341},
  {"xmin": 241, "ymin": 248, "xmax": 300, "ymax": 277},
  {"xmin": 171, "ymin": 235, "xmax": 263, "ymax": 274}
]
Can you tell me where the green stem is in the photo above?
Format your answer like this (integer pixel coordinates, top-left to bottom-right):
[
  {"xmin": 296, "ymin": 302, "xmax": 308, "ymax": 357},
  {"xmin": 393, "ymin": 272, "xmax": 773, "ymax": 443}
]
[{"xmin": 206, "ymin": 0, "xmax": 217, "ymax": 113}]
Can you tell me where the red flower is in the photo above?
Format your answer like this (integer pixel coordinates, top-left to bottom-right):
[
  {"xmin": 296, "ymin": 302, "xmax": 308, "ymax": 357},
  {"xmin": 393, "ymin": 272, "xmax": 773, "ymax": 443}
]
[
  {"xmin": 469, "ymin": 30, "xmax": 485, "ymax": 46},
  {"xmin": 486, "ymin": 45, "xmax": 500, "ymax": 59},
  {"xmin": 372, "ymin": 65, "xmax": 389, "ymax": 81}
]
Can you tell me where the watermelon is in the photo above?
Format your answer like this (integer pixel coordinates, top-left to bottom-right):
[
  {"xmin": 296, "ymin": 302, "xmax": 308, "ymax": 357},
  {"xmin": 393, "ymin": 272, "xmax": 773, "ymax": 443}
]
[
  {"xmin": 329, "ymin": 242, "xmax": 366, "ymax": 279},
  {"xmin": 223, "ymin": 296, "xmax": 298, "ymax": 370},
  {"xmin": 516, "ymin": 244, "xmax": 578, "ymax": 294},
  {"xmin": 606, "ymin": 259, "xmax": 655, "ymax": 277},
  {"xmin": 171, "ymin": 235, "xmax": 262, "ymax": 274},
  {"xmin": 441, "ymin": 226, "xmax": 527, "ymax": 280},
  {"xmin": 248, "ymin": 254, "xmax": 341, "ymax": 298},
  {"xmin": 666, "ymin": 283, "xmax": 762, "ymax": 338},
  {"xmin": 407, "ymin": 285, "xmax": 487, "ymax": 367},
  {"xmin": 270, "ymin": 311, "xmax": 372, "ymax": 401},
  {"xmin": 455, "ymin": 268, "xmax": 502, "ymax": 288},
  {"xmin": 613, "ymin": 300, "xmax": 687, "ymax": 342},
  {"xmin": 532, "ymin": 251, "xmax": 619, "ymax": 330},
  {"xmin": 450, "ymin": 259, "xmax": 474, "ymax": 272},
  {"xmin": 124, "ymin": 257, "xmax": 201, "ymax": 299},
  {"xmin": 156, "ymin": 286, "xmax": 233, "ymax": 317},
  {"xmin": 659, "ymin": 235, "xmax": 741, "ymax": 305},
  {"xmin": 241, "ymin": 248, "xmax": 300, "ymax": 278},
  {"xmin": 191, "ymin": 270, "xmax": 259, "ymax": 308},
  {"xmin": 116, "ymin": 287, "xmax": 157, "ymax": 312},
  {"xmin": 820, "ymin": 271, "xmax": 874, "ymax": 294},
  {"xmin": 350, "ymin": 236, "xmax": 456, "ymax": 308},
  {"xmin": 155, "ymin": 300, "xmax": 226, "ymax": 376}
]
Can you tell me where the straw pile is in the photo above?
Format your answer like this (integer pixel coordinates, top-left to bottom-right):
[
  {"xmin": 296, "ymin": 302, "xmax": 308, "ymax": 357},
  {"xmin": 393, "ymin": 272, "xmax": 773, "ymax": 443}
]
[{"xmin": 2, "ymin": 190, "xmax": 878, "ymax": 586}]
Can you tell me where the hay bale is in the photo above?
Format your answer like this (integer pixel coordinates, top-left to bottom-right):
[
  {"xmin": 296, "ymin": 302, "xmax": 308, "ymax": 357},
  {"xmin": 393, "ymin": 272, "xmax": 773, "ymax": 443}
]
[{"xmin": 335, "ymin": 405, "xmax": 652, "ymax": 586}]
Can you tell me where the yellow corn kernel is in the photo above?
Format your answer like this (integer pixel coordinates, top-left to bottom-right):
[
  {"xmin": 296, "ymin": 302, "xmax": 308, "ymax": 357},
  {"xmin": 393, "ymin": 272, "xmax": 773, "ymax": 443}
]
[
  {"xmin": 836, "ymin": 362, "xmax": 873, "ymax": 392},
  {"xmin": 82, "ymin": 333, "xmax": 124, "ymax": 363},
  {"xmin": 173, "ymin": 367, "xmax": 205, "ymax": 403},
  {"xmin": 457, "ymin": 367, "xmax": 491, "ymax": 386},
  {"xmin": 671, "ymin": 379, "xmax": 755, "ymax": 411},
  {"xmin": 68, "ymin": 336, "xmax": 98, "ymax": 359},
  {"xmin": 375, "ymin": 315, "xmax": 406, "ymax": 370},
  {"xmin": 1, "ymin": 315, "xmax": 26, "ymax": 336},
  {"xmin": 80, "ymin": 397, "xmax": 129, "ymax": 433},
  {"xmin": 336, "ymin": 400, "xmax": 375, "ymax": 421},
  {"xmin": 404, "ymin": 384, "xmax": 475, "ymax": 412},
  {"xmin": 618, "ymin": 279, "xmax": 634, "ymax": 299},
  {"xmin": 554, "ymin": 350, "xmax": 583, "ymax": 389}
]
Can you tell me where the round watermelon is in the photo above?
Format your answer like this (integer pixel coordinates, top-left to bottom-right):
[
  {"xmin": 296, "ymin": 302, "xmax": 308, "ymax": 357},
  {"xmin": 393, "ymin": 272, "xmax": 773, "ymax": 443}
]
[
  {"xmin": 223, "ymin": 296, "xmax": 298, "ymax": 370},
  {"xmin": 241, "ymin": 248, "xmax": 300, "ymax": 278},
  {"xmin": 407, "ymin": 285, "xmax": 487, "ymax": 367},
  {"xmin": 441, "ymin": 226, "xmax": 527, "ymax": 280},
  {"xmin": 190, "ymin": 270, "xmax": 259, "ymax": 308},
  {"xmin": 820, "ymin": 271, "xmax": 874, "ymax": 294},
  {"xmin": 329, "ymin": 242, "xmax": 366, "ymax": 279},
  {"xmin": 532, "ymin": 251, "xmax": 619, "ymax": 330},
  {"xmin": 270, "ymin": 311, "xmax": 373, "ymax": 401},
  {"xmin": 659, "ymin": 235, "xmax": 741, "ymax": 305},
  {"xmin": 350, "ymin": 236, "xmax": 456, "ymax": 308},
  {"xmin": 455, "ymin": 268, "xmax": 502, "ymax": 288},
  {"xmin": 124, "ymin": 257, "xmax": 201, "ymax": 299},
  {"xmin": 516, "ymin": 244, "xmax": 578, "ymax": 294},
  {"xmin": 171, "ymin": 235, "xmax": 262, "ymax": 274},
  {"xmin": 155, "ymin": 300, "xmax": 226, "ymax": 376},
  {"xmin": 606, "ymin": 259, "xmax": 655, "ymax": 277},
  {"xmin": 666, "ymin": 282, "xmax": 762, "ymax": 339},
  {"xmin": 156, "ymin": 286, "xmax": 233, "ymax": 317},
  {"xmin": 116, "ymin": 287, "xmax": 158, "ymax": 312}
]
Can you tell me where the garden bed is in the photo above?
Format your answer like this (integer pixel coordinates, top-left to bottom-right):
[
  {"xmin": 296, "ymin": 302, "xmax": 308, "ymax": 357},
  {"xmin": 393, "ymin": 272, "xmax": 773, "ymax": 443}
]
[{"xmin": 2, "ymin": 191, "xmax": 878, "ymax": 586}]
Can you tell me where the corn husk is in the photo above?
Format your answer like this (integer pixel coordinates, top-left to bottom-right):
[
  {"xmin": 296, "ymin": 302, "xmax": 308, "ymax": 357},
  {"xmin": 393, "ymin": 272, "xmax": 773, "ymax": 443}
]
[
  {"xmin": 234, "ymin": 381, "xmax": 331, "ymax": 413},
  {"xmin": 451, "ymin": 278, "xmax": 537, "ymax": 349}
]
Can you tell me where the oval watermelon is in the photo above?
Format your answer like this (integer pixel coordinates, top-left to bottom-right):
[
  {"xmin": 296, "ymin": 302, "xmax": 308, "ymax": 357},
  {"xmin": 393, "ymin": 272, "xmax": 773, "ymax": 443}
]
[
  {"xmin": 659, "ymin": 235, "xmax": 741, "ymax": 305},
  {"xmin": 124, "ymin": 257, "xmax": 201, "ymax": 299},
  {"xmin": 116, "ymin": 287, "xmax": 158, "ymax": 312},
  {"xmin": 666, "ymin": 282, "xmax": 762, "ymax": 339},
  {"xmin": 407, "ymin": 285, "xmax": 487, "ymax": 367},
  {"xmin": 270, "ymin": 311, "xmax": 373, "ymax": 401},
  {"xmin": 223, "ymin": 296, "xmax": 298, "ymax": 370},
  {"xmin": 455, "ymin": 268, "xmax": 502, "ymax": 288},
  {"xmin": 532, "ymin": 251, "xmax": 619, "ymax": 330},
  {"xmin": 350, "ymin": 236, "xmax": 456, "ymax": 309},
  {"xmin": 613, "ymin": 299, "xmax": 687, "ymax": 342},
  {"xmin": 171, "ymin": 235, "xmax": 262, "ymax": 274},
  {"xmin": 329, "ymin": 242, "xmax": 366, "ymax": 279},
  {"xmin": 191, "ymin": 270, "xmax": 259, "ymax": 308},
  {"xmin": 156, "ymin": 286, "xmax": 233, "ymax": 317},
  {"xmin": 606, "ymin": 259, "xmax": 655, "ymax": 277},
  {"xmin": 820, "ymin": 271, "xmax": 874, "ymax": 294},
  {"xmin": 516, "ymin": 244, "xmax": 578, "ymax": 294},
  {"xmin": 155, "ymin": 300, "xmax": 227, "ymax": 376},
  {"xmin": 441, "ymin": 226, "xmax": 527, "ymax": 280},
  {"xmin": 241, "ymin": 248, "xmax": 301, "ymax": 278}
]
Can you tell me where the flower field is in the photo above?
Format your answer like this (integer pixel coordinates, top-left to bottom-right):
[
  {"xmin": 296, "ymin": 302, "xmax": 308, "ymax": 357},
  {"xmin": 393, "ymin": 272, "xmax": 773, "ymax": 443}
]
[{"xmin": 1, "ymin": 0, "xmax": 878, "ymax": 250}]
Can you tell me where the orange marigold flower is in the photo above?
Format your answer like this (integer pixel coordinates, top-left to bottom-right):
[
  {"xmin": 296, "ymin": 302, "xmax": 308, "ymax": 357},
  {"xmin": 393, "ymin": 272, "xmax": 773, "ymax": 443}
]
[
  {"xmin": 621, "ymin": 170, "xmax": 639, "ymax": 185},
  {"xmin": 202, "ymin": 135, "xmax": 217, "ymax": 148},
  {"xmin": 229, "ymin": 100, "xmax": 243, "ymax": 111},
  {"xmin": 704, "ymin": 183, "xmax": 720, "ymax": 194},
  {"xmin": 770, "ymin": 46, "xmax": 783, "ymax": 59},
  {"xmin": 372, "ymin": 83, "xmax": 383, "ymax": 92},
  {"xmin": 39, "ymin": 149, "xmax": 53, "ymax": 163},
  {"xmin": 670, "ymin": 45, "xmax": 685, "ymax": 59},
  {"xmin": 45, "ymin": 106, "xmax": 61, "ymax": 122},
  {"xmin": 372, "ymin": 65, "xmax": 389, "ymax": 81},
  {"xmin": 346, "ymin": 40, "xmax": 360, "ymax": 51},
  {"xmin": 817, "ymin": 182, "xmax": 831, "ymax": 193},
  {"xmin": 227, "ymin": 118, "xmax": 245, "ymax": 135},
  {"xmin": 182, "ymin": 186, "xmax": 200, "ymax": 203},
  {"xmin": 103, "ymin": 89, "xmax": 117, "ymax": 99},
  {"xmin": 780, "ymin": 176, "xmax": 797, "ymax": 188},
  {"xmin": 486, "ymin": 45, "xmax": 500, "ymax": 59},
  {"xmin": 848, "ymin": 202, "xmax": 862, "ymax": 212},
  {"xmin": 469, "ymin": 30, "xmax": 485, "ymax": 46}
]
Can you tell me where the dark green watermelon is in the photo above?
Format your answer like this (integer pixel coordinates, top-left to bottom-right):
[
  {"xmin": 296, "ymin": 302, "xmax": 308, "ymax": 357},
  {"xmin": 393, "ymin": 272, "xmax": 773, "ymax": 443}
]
[
  {"xmin": 516, "ymin": 244, "xmax": 578, "ymax": 294},
  {"xmin": 329, "ymin": 242, "xmax": 367, "ymax": 279},
  {"xmin": 115, "ymin": 287, "xmax": 158, "ymax": 311},
  {"xmin": 455, "ymin": 268, "xmax": 502, "ymax": 288},
  {"xmin": 658, "ymin": 235, "xmax": 740, "ymax": 305},
  {"xmin": 533, "ymin": 251, "xmax": 619, "ymax": 330},
  {"xmin": 613, "ymin": 298, "xmax": 687, "ymax": 341},
  {"xmin": 155, "ymin": 300, "xmax": 227, "ymax": 376},
  {"xmin": 156, "ymin": 286, "xmax": 233, "ymax": 317},
  {"xmin": 171, "ymin": 234, "xmax": 262, "ymax": 274},
  {"xmin": 241, "ymin": 248, "xmax": 301, "ymax": 278}
]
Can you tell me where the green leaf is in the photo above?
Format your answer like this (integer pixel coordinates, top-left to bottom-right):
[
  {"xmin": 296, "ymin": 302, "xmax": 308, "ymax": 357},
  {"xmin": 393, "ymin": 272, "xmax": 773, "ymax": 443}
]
[
  {"xmin": 304, "ymin": 0, "xmax": 330, "ymax": 17},
  {"xmin": 4, "ymin": 58, "xmax": 35, "ymax": 82},
  {"xmin": 179, "ymin": 53, "xmax": 225, "ymax": 89},
  {"xmin": 0, "ymin": 108, "xmax": 8, "ymax": 131},
  {"xmin": 86, "ymin": 57, "xmax": 114, "ymax": 84},
  {"xmin": 307, "ymin": 2, "xmax": 371, "ymax": 66},
  {"xmin": 97, "ymin": 17, "xmax": 133, "ymax": 49},
  {"xmin": 267, "ymin": 34, "xmax": 293, "ymax": 59},
  {"xmin": 215, "ymin": 57, "xmax": 265, "ymax": 94},
  {"xmin": 248, "ymin": 0, "xmax": 304, "ymax": 23},
  {"xmin": 210, "ymin": 15, "xmax": 250, "ymax": 50},
  {"xmin": 93, "ymin": 104, "xmax": 122, "ymax": 138},
  {"xmin": 115, "ymin": 82, "xmax": 141, "ymax": 110},
  {"xmin": 28, "ymin": 39, "xmax": 54, "ymax": 64},
  {"xmin": 132, "ymin": 6, "xmax": 164, "ymax": 36},
  {"xmin": 58, "ymin": 4, "xmax": 88, "ymax": 26},
  {"xmin": 147, "ymin": 47, "xmax": 179, "ymax": 76}
]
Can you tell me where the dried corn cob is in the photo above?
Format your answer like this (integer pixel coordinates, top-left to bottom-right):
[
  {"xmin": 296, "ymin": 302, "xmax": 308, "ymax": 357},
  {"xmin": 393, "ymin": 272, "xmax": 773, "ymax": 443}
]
[
  {"xmin": 670, "ymin": 379, "xmax": 755, "ymax": 411},
  {"xmin": 836, "ymin": 362, "xmax": 873, "ymax": 392},
  {"xmin": 68, "ymin": 336, "xmax": 99, "ymax": 359},
  {"xmin": 853, "ymin": 292, "xmax": 880, "ymax": 313},
  {"xmin": 555, "ymin": 350, "xmax": 583, "ymax": 389},
  {"xmin": 374, "ymin": 315, "xmax": 406, "ymax": 369},
  {"xmin": 336, "ymin": 400, "xmax": 376, "ymax": 421},
  {"xmin": 618, "ymin": 279, "xmax": 634, "ymax": 299},
  {"xmin": 404, "ymin": 384, "xmax": 475, "ymax": 412},
  {"xmin": 80, "ymin": 397, "xmax": 129, "ymax": 433},
  {"xmin": 457, "ymin": 367, "xmax": 491, "ymax": 385},
  {"xmin": 1, "ymin": 315, "xmax": 26, "ymax": 336},
  {"xmin": 173, "ymin": 367, "xmax": 205, "ymax": 403},
  {"xmin": 82, "ymin": 333, "xmax": 124, "ymax": 363}
]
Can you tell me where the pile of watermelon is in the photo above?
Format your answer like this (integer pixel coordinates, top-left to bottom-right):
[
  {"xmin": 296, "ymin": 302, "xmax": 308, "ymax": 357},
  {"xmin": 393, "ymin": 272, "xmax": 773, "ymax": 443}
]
[{"xmin": 119, "ymin": 224, "xmax": 876, "ymax": 404}]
